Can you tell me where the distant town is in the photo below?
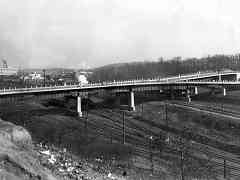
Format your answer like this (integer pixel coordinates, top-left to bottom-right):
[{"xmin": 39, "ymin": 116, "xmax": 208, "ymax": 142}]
[{"xmin": 0, "ymin": 59, "xmax": 91, "ymax": 88}]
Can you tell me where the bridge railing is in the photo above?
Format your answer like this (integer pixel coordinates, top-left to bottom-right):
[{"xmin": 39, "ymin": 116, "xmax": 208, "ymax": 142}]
[{"xmin": 0, "ymin": 70, "xmax": 238, "ymax": 93}]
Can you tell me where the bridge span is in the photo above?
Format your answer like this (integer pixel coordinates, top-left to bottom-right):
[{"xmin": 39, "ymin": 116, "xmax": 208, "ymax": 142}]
[
  {"xmin": 163, "ymin": 70, "xmax": 240, "ymax": 82},
  {"xmin": 0, "ymin": 70, "xmax": 240, "ymax": 116}
]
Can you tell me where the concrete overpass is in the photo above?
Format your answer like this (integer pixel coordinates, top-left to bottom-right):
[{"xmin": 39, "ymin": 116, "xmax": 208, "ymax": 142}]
[
  {"xmin": 0, "ymin": 70, "xmax": 240, "ymax": 116},
  {"xmin": 160, "ymin": 70, "xmax": 240, "ymax": 82}
]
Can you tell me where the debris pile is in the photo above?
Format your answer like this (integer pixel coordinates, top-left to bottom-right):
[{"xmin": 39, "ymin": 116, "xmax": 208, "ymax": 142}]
[{"xmin": 35, "ymin": 143, "xmax": 127, "ymax": 180}]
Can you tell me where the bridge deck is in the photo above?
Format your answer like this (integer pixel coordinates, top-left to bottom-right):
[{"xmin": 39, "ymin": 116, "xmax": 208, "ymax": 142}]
[
  {"xmin": 0, "ymin": 70, "xmax": 239, "ymax": 96},
  {"xmin": 0, "ymin": 81, "xmax": 239, "ymax": 96}
]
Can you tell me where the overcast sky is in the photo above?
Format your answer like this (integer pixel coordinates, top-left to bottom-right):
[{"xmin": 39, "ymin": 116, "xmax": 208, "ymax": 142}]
[{"xmin": 0, "ymin": 0, "xmax": 240, "ymax": 68}]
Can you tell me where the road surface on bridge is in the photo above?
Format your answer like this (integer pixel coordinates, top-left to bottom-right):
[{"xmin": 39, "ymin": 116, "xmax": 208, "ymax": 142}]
[
  {"xmin": 0, "ymin": 70, "xmax": 239, "ymax": 96},
  {"xmin": 0, "ymin": 80, "xmax": 240, "ymax": 96}
]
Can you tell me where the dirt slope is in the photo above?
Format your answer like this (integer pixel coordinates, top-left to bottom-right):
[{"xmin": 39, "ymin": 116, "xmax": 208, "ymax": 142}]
[{"xmin": 0, "ymin": 119, "xmax": 57, "ymax": 180}]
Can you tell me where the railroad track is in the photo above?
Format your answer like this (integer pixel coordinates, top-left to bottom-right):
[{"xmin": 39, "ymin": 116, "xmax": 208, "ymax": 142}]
[
  {"xmin": 169, "ymin": 101, "xmax": 240, "ymax": 120},
  {"xmin": 79, "ymin": 108, "xmax": 240, "ymax": 179}
]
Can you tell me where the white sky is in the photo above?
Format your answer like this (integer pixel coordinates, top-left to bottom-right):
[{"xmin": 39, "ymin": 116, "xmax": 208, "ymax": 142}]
[{"xmin": 0, "ymin": 0, "xmax": 240, "ymax": 68}]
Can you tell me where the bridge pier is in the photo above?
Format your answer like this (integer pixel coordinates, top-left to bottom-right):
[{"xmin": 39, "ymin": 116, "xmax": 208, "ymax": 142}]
[
  {"xmin": 129, "ymin": 89, "xmax": 135, "ymax": 111},
  {"xmin": 77, "ymin": 95, "xmax": 83, "ymax": 117},
  {"xmin": 187, "ymin": 89, "xmax": 191, "ymax": 103},
  {"xmin": 218, "ymin": 74, "xmax": 222, "ymax": 81},
  {"xmin": 194, "ymin": 86, "xmax": 198, "ymax": 95},
  {"xmin": 223, "ymin": 88, "xmax": 226, "ymax": 96}
]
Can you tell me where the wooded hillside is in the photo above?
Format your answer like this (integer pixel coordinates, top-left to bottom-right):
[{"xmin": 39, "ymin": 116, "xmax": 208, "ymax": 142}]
[{"xmin": 89, "ymin": 54, "xmax": 240, "ymax": 82}]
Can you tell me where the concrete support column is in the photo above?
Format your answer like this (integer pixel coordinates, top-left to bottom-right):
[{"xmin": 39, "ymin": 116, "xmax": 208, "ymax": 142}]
[
  {"xmin": 223, "ymin": 88, "xmax": 226, "ymax": 96},
  {"xmin": 218, "ymin": 75, "xmax": 222, "ymax": 81},
  {"xmin": 187, "ymin": 89, "xmax": 191, "ymax": 103},
  {"xmin": 130, "ymin": 90, "xmax": 135, "ymax": 111},
  {"xmin": 194, "ymin": 86, "xmax": 198, "ymax": 95},
  {"xmin": 77, "ymin": 95, "xmax": 83, "ymax": 117}
]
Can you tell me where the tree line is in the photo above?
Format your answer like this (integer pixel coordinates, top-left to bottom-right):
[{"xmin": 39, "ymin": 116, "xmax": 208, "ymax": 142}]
[{"xmin": 89, "ymin": 54, "xmax": 240, "ymax": 82}]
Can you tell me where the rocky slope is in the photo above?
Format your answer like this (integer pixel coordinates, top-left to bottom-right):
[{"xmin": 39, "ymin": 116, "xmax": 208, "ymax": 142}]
[{"xmin": 0, "ymin": 119, "xmax": 57, "ymax": 180}]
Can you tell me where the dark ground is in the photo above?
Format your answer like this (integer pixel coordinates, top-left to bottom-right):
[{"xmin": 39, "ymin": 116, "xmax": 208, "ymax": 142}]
[{"xmin": 0, "ymin": 89, "xmax": 240, "ymax": 179}]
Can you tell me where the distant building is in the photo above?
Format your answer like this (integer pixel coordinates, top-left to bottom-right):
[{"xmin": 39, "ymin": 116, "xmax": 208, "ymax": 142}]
[
  {"xmin": 0, "ymin": 59, "xmax": 18, "ymax": 76},
  {"xmin": 59, "ymin": 72, "xmax": 76, "ymax": 83},
  {"xmin": 28, "ymin": 72, "xmax": 43, "ymax": 80},
  {"xmin": 0, "ymin": 67, "xmax": 18, "ymax": 76}
]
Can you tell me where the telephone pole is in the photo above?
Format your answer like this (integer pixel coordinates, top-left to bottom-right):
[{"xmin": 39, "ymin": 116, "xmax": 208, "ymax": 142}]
[
  {"xmin": 165, "ymin": 102, "xmax": 168, "ymax": 127},
  {"xmin": 224, "ymin": 159, "xmax": 227, "ymax": 179},
  {"xmin": 180, "ymin": 150, "xmax": 184, "ymax": 180},
  {"xmin": 122, "ymin": 111, "xmax": 125, "ymax": 144},
  {"xmin": 43, "ymin": 69, "xmax": 46, "ymax": 87}
]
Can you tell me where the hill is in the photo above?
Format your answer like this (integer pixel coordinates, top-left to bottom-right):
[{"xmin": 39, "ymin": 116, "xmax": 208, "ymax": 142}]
[
  {"xmin": 0, "ymin": 118, "xmax": 57, "ymax": 180},
  {"xmin": 88, "ymin": 54, "xmax": 240, "ymax": 82}
]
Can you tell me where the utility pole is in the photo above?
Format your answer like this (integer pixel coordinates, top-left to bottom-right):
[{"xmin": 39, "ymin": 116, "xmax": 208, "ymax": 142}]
[
  {"xmin": 224, "ymin": 159, "xmax": 227, "ymax": 179},
  {"xmin": 180, "ymin": 127, "xmax": 186, "ymax": 180},
  {"xmin": 110, "ymin": 116, "xmax": 113, "ymax": 144},
  {"xmin": 122, "ymin": 111, "xmax": 125, "ymax": 144},
  {"xmin": 86, "ymin": 98, "xmax": 89, "ymax": 118},
  {"xmin": 165, "ymin": 102, "xmax": 168, "ymax": 127},
  {"xmin": 149, "ymin": 136, "xmax": 154, "ymax": 175},
  {"xmin": 84, "ymin": 98, "xmax": 89, "ymax": 140},
  {"xmin": 110, "ymin": 128, "xmax": 113, "ymax": 144},
  {"xmin": 180, "ymin": 150, "xmax": 184, "ymax": 180},
  {"xmin": 85, "ymin": 116, "xmax": 88, "ymax": 139},
  {"xmin": 43, "ymin": 69, "xmax": 46, "ymax": 87},
  {"xmin": 165, "ymin": 101, "xmax": 170, "ymax": 145}
]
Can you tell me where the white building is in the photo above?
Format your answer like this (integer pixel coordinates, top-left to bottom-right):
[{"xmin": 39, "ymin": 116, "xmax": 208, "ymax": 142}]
[{"xmin": 29, "ymin": 72, "xmax": 43, "ymax": 80}]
